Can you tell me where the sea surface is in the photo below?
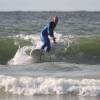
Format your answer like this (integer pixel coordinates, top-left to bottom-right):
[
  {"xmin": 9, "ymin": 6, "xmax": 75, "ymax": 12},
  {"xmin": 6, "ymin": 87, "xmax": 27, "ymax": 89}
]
[{"xmin": 0, "ymin": 11, "xmax": 100, "ymax": 100}]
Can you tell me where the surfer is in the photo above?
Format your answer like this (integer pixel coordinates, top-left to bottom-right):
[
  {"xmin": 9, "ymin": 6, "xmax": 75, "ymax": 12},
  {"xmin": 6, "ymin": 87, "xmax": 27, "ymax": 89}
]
[{"xmin": 40, "ymin": 16, "xmax": 58, "ymax": 52}]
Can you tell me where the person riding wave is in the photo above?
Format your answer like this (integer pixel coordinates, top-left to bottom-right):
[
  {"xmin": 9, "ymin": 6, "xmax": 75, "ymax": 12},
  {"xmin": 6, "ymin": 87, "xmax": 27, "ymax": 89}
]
[{"xmin": 40, "ymin": 16, "xmax": 58, "ymax": 52}]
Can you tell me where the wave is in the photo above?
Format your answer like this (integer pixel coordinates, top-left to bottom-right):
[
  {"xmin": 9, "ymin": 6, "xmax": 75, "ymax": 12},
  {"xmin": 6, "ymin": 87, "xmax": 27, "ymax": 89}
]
[
  {"xmin": 0, "ymin": 33, "xmax": 100, "ymax": 65},
  {"xmin": 0, "ymin": 75, "xmax": 100, "ymax": 96},
  {"xmin": 0, "ymin": 37, "xmax": 18, "ymax": 64}
]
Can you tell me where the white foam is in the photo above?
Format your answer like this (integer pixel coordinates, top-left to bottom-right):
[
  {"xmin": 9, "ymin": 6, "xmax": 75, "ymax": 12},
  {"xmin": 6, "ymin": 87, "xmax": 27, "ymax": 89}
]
[
  {"xmin": 14, "ymin": 33, "xmax": 63, "ymax": 49},
  {"xmin": 0, "ymin": 75, "xmax": 100, "ymax": 96},
  {"xmin": 8, "ymin": 46, "xmax": 34, "ymax": 65}
]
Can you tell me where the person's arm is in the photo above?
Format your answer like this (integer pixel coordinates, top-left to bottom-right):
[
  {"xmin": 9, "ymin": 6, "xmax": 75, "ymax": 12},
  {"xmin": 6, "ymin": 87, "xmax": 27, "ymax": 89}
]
[{"xmin": 48, "ymin": 22, "xmax": 56, "ymax": 43}]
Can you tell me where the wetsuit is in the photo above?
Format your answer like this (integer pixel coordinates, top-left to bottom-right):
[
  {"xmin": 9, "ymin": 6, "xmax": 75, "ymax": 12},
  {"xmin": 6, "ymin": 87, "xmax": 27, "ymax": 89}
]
[{"xmin": 40, "ymin": 21, "xmax": 56, "ymax": 52}]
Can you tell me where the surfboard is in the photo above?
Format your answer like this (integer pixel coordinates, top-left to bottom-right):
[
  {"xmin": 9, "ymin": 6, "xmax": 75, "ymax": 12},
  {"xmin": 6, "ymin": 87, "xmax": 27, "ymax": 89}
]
[
  {"xmin": 28, "ymin": 48, "xmax": 41, "ymax": 60},
  {"xmin": 30, "ymin": 49, "xmax": 55, "ymax": 62},
  {"xmin": 25, "ymin": 48, "xmax": 56, "ymax": 62},
  {"xmin": 30, "ymin": 49, "xmax": 42, "ymax": 57}
]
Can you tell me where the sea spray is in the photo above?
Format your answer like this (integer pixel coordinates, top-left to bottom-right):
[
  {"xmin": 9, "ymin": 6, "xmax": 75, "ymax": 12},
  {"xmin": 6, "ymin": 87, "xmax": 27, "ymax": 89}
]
[{"xmin": 8, "ymin": 46, "xmax": 33, "ymax": 65}]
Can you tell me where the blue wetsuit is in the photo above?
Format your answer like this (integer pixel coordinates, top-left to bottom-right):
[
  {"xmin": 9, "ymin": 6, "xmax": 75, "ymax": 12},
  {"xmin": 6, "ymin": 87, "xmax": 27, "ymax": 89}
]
[{"xmin": 40, "ymin": 21, "xmax": 56, "ymax": 52}]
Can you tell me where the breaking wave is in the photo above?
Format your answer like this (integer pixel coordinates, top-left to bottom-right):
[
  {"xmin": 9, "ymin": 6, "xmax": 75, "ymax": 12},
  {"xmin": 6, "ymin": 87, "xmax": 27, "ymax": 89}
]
[
  {"xmin": 0, "ymin": 33, "xmax": 100, "ymax": 65},
  {"xmin": 0, "ymin": 75, "xmax": 100, "ymax": 96}
]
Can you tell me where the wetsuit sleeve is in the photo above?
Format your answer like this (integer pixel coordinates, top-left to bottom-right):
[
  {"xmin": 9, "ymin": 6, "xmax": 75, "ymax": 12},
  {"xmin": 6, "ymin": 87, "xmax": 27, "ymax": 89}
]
[{"xmin": 48, "ymin": 22, "xmax": 55, "ymax": 37}]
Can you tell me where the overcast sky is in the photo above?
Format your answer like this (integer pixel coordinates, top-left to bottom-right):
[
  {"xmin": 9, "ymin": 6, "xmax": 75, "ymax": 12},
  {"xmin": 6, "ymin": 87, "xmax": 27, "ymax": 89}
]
[{"xmin": 0, "ymin": 0, "xmax": 100, "ymax": 11}]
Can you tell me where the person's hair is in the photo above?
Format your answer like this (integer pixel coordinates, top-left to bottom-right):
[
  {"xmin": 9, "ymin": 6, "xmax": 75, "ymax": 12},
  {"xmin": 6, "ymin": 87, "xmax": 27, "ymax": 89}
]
[{"xmin": 51, "ymin": 16, "xmax": 58, "ymax": 24}]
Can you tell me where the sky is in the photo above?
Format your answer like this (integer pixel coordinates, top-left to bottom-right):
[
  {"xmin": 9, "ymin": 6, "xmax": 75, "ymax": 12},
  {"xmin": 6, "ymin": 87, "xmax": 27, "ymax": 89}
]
[{"xmin": 0, "ymin": 0, "xmax": 100, "ymax": 11}]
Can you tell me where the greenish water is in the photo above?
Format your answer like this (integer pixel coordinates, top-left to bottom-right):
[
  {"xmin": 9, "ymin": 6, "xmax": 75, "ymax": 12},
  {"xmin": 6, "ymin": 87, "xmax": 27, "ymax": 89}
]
[
  {"xmin": 0, "ymin": 38, "xmax": 18, "ymax": 64},
  {"xmin": 79, "ymin": 36, "xmax": 100, "ymax": 56},
  {"xmin": 0, "ymin": 37, "xmax": 32, "ymax": 64}
]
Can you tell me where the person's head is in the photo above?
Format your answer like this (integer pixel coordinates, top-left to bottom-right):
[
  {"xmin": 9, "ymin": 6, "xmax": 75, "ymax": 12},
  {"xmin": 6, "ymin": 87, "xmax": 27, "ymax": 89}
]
[{"xmin": 51, "ymin": 16, "xmax": 58, "ymax": 24}]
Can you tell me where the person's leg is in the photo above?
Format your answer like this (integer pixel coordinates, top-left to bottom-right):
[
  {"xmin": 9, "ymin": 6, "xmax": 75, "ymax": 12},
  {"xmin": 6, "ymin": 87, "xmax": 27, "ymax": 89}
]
[
  {"xmin": 46, "ymin": 38, "xmax": 51, "ymax": 52},
  {"xmin": 40, "ymin": 33, "xmax": 47, "ymax": 51},
  {"xmin": 41, "ymin": 43, "xmax": 46, "ymax": 50},
  {"xmin": 40, "ymin": 33, "xmax": 51, "ymax": 52},
  {"xmin": 41, "ymin": 38, "xmax": 51, "ymax": 52}
]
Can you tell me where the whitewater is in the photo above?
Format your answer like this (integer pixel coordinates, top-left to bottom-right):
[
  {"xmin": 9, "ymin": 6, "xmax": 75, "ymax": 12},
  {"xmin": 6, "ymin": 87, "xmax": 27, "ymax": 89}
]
[{"xmin": 0, "ymin": 62, "xmax": 100, "ymax": 97}]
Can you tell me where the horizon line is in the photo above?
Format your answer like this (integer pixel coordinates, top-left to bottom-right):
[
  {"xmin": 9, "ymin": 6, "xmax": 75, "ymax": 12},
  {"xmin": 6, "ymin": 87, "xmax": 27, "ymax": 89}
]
[{"xmin": 0, "ymin": 10, "xmax": 100, "ymax": 12}]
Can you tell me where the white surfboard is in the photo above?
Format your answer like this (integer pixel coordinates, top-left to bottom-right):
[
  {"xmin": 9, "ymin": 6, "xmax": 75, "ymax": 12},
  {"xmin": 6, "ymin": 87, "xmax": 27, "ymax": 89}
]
[{"xmin": 29, "ymin": 49, "xmax": 53, "ymax": 62}]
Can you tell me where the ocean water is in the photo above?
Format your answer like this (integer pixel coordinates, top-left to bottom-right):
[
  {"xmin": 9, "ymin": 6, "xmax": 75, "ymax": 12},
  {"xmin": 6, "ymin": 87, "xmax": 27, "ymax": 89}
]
[{"xmin": 0, "ymin": 11, "xmax": 100, "ymax": 100}]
